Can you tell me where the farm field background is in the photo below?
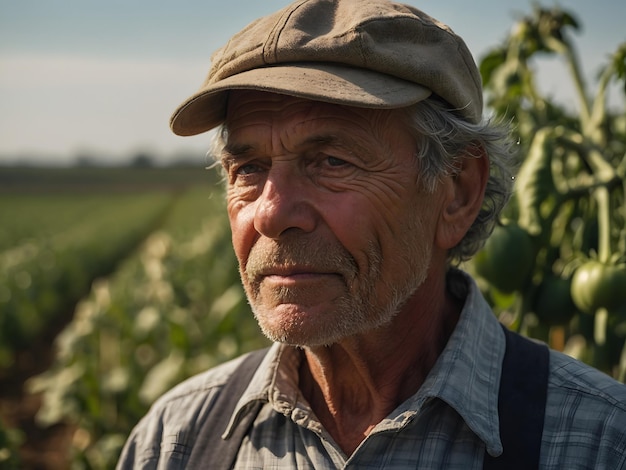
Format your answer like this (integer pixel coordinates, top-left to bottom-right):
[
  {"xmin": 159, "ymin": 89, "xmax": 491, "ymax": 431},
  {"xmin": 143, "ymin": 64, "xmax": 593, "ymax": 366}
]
[
  {"xmin": 2, "ymin": 4, "xmax": 625, "ymax": 468},
  {"xmin": 2, "ymin": 123, "xmax": 626, "ymax": 468},
  {"xmin": 0, "ymin": 164, "xmax": 269, "ymax": 469}
]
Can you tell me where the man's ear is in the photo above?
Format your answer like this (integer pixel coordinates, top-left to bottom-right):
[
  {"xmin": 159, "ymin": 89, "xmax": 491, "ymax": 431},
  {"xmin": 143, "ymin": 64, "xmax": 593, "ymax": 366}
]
[{"xmin": 436, "ymin": 144, "xmax": 489, "ymax": 250}]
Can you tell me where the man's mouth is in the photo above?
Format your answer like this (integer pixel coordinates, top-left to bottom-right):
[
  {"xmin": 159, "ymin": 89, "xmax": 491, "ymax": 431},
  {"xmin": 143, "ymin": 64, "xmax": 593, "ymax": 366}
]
[{"xmin": 258, "ymin": 267, "xmax": 339, "ymax": 285}]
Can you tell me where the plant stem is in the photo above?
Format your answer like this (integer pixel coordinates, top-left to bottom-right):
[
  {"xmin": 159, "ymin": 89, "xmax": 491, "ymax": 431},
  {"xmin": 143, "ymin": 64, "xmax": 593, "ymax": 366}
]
[
  {"xmin": 545, "ymin": 36, "xmax": 591, "ymax": 126},
  {"xmin": 595, "ymin": 186, "xmax": 612, "ymax": 264}
]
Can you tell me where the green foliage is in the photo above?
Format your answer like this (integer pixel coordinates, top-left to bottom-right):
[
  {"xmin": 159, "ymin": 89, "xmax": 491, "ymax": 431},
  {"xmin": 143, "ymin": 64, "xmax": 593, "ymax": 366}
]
[
  {"xmin": 0, "ymin": 192, "xmax": 174, "ymax": 367},
  {"xmin": 474, "ymin": 222, "xmax": 536, "ymax": 293},
  {"xmin": 473, "ymin": 5, "xmax": 626, "ymax": 379},
  {"xmin": 29, "ymin": 186, "xmax": 268, "ymax": 469},
  {"xmin": 0, "ymin": 417, "xmax": 22, "ymax": 470}
]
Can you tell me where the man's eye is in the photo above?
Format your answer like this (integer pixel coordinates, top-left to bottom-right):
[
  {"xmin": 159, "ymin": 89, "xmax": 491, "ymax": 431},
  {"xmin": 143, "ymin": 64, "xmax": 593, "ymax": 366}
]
[
  {"xmin": 235, "ymin": 163, "xmax": 261, "ymax": 175},
  {"xmin": 326, "ymin": 156, "xmax": 348, "ymax": 167}
]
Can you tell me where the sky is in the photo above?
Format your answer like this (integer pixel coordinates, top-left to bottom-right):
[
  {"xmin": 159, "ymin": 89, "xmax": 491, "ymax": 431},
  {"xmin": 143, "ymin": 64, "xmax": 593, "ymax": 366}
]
[{"xmin": 1, "ymin": 0, "xmax": 624, "ymax": 166}]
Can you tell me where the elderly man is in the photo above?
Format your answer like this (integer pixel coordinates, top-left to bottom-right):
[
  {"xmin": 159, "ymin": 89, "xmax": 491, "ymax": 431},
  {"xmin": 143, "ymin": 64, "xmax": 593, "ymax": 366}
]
[{"xmin": 118, "ymin": 0, "xmax": 626, "ymax": 468}]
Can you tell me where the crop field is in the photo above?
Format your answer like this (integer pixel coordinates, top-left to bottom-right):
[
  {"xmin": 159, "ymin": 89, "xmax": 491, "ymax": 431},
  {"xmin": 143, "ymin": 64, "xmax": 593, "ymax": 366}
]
[
  {"xmin": 2, "ymin": 6, "xmax": 625, "ymax": 469},
  {"xmin": 0, "ymin": 165, "xmax": 268, "ymax": 469}
]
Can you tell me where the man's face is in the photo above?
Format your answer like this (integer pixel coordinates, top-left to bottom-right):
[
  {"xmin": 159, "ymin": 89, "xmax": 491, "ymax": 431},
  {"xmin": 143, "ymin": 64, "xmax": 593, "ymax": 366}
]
[{"xmin": 221, "ymin": 91, "xmax": 446, "ymax": 347}]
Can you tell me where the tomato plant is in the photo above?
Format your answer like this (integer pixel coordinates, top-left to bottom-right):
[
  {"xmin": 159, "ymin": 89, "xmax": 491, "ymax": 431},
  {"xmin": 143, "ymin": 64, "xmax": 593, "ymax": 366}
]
[
  {"xmin": 533, "ymin": 275, "xmax": 577, "ymax": 326},
  {"xmin": 474, "ymin": 223, "xmax": 535, "ymax": 293},
  {"xmin": 476, "ymin": 5, "xmax": 626, "ymax": 379},
  {"xmin": 571, "ymin": 261, "xmax": 626, "ymax": 314}
]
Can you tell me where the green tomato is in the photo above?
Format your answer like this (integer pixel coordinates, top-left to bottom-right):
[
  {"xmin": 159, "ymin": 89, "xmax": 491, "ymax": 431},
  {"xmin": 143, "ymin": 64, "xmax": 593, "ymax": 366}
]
[
  {"xmin": 570, "ymin": 261, "xmax": 626, "ymax": 314},
  {"xmin": 533, "ymin": 275, "xmax": 577, "ymax": 326},
  {"xmin": 474, "ymin": 223, "xmax": 535, "ymax": 293}
]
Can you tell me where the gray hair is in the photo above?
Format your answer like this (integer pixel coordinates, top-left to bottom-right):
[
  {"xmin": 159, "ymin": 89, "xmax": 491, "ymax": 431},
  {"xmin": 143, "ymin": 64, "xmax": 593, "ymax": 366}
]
[
  {"xmin": 404, "ymin": 97, "xmax": 517, "ymax": 264},
  {"xmin": 210, "ymin": 96, "xmax": 517, "ymax": 265}
]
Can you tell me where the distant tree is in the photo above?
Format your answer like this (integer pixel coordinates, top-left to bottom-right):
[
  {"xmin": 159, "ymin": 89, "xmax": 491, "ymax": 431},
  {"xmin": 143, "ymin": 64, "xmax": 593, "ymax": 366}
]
[
  {"xmin": 130, "ymin": 153, "xmax": 155, "ymax": 168},
  {"xmin": 74, "ymin": 154, "xmax": 98, "ymax": 167}
]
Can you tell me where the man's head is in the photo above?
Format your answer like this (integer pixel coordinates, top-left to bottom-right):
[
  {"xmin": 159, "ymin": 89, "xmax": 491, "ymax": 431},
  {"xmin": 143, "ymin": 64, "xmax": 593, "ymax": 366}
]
[{"xmin": 171, "ymin": 0, "xmax": 516, "ymax": 347}]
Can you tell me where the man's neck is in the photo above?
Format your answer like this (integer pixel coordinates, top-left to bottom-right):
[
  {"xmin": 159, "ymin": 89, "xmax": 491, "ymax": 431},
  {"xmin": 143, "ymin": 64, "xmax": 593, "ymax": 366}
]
[{"xmin": 298, "ymin": 274, "xmax": 462, "ymax": 456}]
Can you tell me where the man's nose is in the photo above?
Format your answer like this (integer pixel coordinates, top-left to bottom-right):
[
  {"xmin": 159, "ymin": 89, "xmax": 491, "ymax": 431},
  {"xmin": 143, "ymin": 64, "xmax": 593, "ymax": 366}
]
[{"xmin": 253, "ymin": 168, "xmax": 316, "ymax": 239}]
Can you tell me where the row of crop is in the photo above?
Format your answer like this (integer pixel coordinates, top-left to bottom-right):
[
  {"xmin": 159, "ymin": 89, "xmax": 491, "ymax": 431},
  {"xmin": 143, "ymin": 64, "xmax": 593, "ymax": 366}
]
[
  {"xmin": 30, "ymin": 186, "xmax": 268, "ymax": 469},
  {"xmin": 0, "ymin": 194, "xmax": 107, "ymax": 252},
  {"xmin": 0, "ymin": 191, "xmax": 176, "ymax": 367}
]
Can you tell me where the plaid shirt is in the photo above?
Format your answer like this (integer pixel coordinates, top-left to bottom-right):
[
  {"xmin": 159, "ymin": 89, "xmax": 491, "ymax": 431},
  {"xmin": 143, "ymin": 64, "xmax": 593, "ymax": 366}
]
[{"xmin": 118, "ymin": 272, "xmax": 626, "ymax": 469}]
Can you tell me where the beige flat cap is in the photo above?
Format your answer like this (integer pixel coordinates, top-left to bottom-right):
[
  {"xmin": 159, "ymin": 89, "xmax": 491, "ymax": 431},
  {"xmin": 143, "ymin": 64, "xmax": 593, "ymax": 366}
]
[{"xmin": 170, "ymin": 0, "xmax": 483, "ymax": 136}]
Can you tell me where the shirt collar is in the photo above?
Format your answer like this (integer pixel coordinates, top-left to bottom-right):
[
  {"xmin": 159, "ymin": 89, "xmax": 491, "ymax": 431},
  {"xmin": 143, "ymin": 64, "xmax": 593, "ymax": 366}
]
[
  {"xmin": 415, "ymin": 270, "xmax": 505, "ymax": 456},
  {"xmin": 223, "ymin": 270, "xmax": 505, "ymax": 456},
  {"xmin": 222, "ymin": 342, "xmax": 295, "ymax": 439}
]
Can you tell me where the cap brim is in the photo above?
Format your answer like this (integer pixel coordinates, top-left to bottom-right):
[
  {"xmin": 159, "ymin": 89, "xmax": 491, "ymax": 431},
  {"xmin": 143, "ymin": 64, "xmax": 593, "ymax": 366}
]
[{"xmin": 170, "ymin": 63, "xmax": 432, "ymax": 136}]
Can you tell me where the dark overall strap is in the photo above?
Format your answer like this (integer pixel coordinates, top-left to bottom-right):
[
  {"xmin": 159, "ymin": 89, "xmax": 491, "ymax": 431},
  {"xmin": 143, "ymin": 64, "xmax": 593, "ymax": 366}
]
[
  {"xmin": 187, "ymin": 348, "xmax": 269, "ymax": 469},
  {"xmin": 483, "ymin": 325, "xmax": 550, "ymax": 470}
]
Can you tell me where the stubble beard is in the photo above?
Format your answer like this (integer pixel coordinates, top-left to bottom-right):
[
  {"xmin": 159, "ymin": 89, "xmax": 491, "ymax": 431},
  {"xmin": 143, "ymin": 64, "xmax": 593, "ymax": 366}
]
[{"xmin": 240, "ymin": 227, "xmax": 432, "ymax": 348}]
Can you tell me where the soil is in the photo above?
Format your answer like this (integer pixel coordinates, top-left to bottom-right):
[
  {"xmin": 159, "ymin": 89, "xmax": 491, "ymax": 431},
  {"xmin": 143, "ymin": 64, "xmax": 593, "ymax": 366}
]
[{"xmin": 0, "ymin": 316, "xmax": 74, "ymax": 469}]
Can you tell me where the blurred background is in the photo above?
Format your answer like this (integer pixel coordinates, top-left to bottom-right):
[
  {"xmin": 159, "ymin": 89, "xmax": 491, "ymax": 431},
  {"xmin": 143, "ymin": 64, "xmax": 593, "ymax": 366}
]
[
  {"xmin": 1, "ymin": 1, "xmax": 625, "ymax": 469},
  {"xmin": 1, "ymin": 0, "xmax": 624, "ymax": 166}
]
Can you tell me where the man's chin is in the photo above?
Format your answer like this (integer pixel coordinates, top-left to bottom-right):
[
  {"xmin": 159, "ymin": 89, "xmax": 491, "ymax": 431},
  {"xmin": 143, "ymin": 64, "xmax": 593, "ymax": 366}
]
[
  {"xmin": 251, "ymin": 300, "xmax": 398, "ymax": 348},
  {"xmin": 252, "ymin": 302, "xmax": 345, "ymax": 347}
]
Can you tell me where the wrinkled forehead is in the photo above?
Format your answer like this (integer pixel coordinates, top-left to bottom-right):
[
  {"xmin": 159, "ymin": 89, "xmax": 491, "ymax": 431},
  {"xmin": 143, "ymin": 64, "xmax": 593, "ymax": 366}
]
[{"xmin": 223, "ymin": 90, "xmax": 415, "ymax": 149}]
